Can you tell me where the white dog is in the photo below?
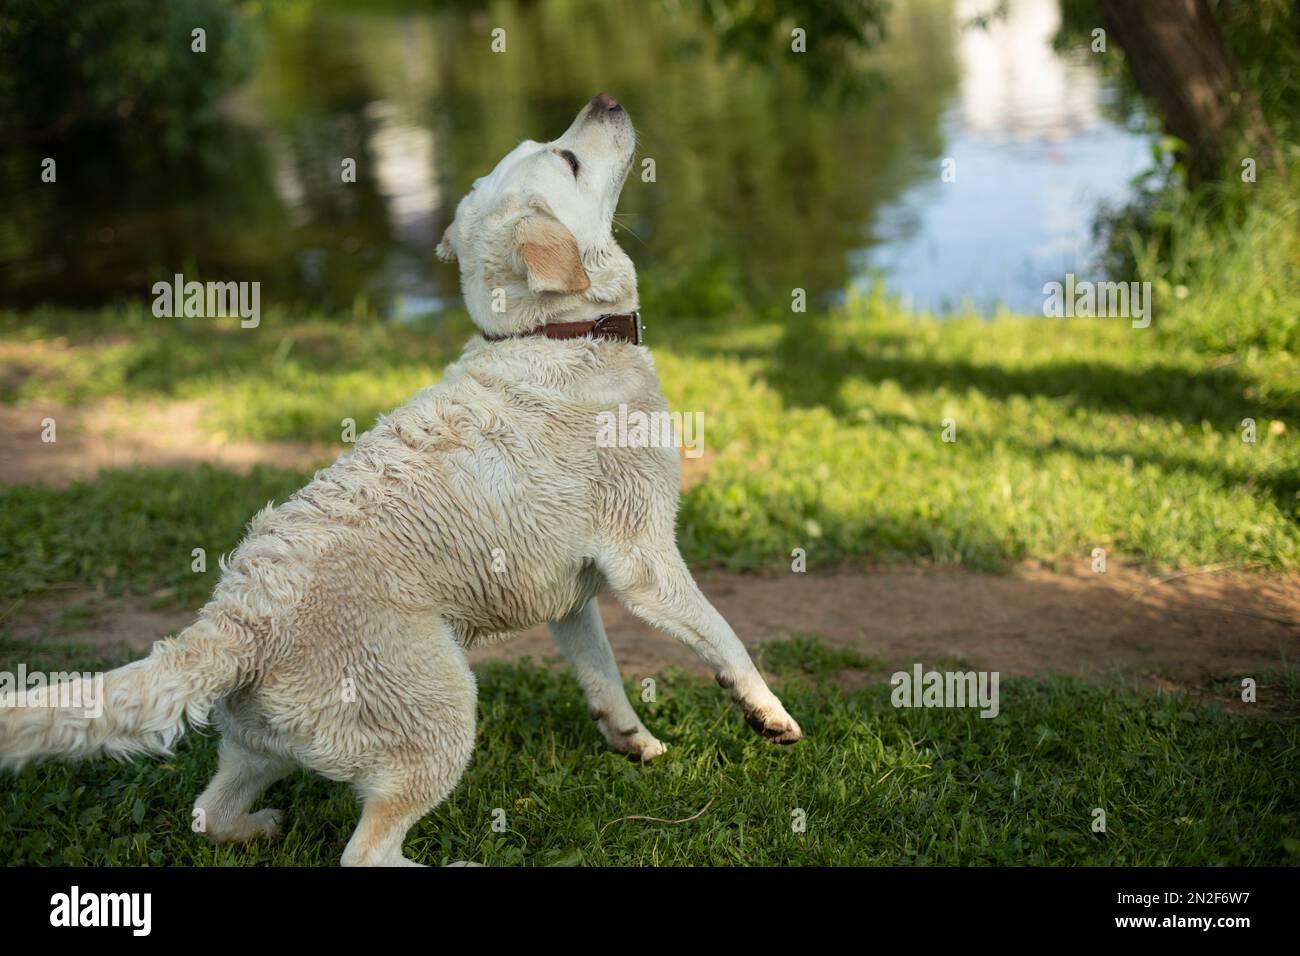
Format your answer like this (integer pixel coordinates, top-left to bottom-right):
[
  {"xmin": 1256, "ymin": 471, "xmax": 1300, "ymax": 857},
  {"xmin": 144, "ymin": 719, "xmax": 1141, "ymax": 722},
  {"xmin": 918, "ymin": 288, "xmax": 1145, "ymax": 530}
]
[{"xmin": 0, "ymin": 94, "xmax": 801, "ymax": 866}]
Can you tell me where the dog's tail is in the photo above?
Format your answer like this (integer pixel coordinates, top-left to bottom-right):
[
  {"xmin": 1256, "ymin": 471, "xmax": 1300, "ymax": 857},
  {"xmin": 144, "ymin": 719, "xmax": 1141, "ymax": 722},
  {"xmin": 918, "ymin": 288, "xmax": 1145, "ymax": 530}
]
[{"xmin": 0, "ymin": 618, "xmax": 255, "ymax": 771}]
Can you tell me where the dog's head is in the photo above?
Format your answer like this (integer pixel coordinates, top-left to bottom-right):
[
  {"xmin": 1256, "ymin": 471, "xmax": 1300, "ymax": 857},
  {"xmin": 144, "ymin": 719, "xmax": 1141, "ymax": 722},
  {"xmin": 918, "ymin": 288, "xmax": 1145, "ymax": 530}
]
[{"xmin": 437, "ymin": 93, "xmax": 638, "ymax": 337}]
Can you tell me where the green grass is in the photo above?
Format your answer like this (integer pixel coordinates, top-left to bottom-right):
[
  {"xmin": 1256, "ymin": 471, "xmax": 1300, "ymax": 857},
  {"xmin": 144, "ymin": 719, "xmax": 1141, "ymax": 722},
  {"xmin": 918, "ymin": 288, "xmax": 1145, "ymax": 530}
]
[
  {"xmin": 0, "ymin": 465, "xmax": 306, "ymax": 605},
  {"xmin": 665, "ymin": 298, "xmax": 1299, "ymax": 571},
  {"xmin": 1095, "ymin": 146, "xmax": 1300, "ymax": 356},
  {"xmin": 2, "ymin": 295, "xmax": 1297, "ymax": 867},
  {"xmin": 2, "ymin": 636, "xmax": 1296, "ymax": 866},
  {"xmin": 1138, "ymin": 186, "xmax": 1300, "ymax": 354},
  {"xmin": 2, "ymin": 295, "xmax": 1297, "ymax": 584},
  {"xmin": 0, "ymin": 305, "xmax": 469, "ymax": 441}
]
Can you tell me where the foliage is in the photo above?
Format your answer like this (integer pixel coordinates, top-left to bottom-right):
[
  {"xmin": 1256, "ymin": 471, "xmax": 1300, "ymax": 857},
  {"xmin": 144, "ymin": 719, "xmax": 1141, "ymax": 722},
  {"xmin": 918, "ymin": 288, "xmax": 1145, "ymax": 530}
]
[
  {"xmin": 1056, "ymin": 0, "xmax": 1300, "ymax": 353},
  {"xmin": 691, "ymin": 0, "xmax": 891, "ymax": 97},
  {"xmin": 0, "ymin": 0, "xmax": 255, "ymax": 152}
]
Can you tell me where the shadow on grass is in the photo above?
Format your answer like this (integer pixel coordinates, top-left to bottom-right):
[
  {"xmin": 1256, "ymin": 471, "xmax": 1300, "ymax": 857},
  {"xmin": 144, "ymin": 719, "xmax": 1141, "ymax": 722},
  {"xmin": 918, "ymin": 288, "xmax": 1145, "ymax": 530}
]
[
  {"xmin": 721, "ymin": 314, "xmax": 1300, "ymax": 427},
  {"xmin": 869, "ymin": 407, "xmax": 1300, "ymax": 523}
]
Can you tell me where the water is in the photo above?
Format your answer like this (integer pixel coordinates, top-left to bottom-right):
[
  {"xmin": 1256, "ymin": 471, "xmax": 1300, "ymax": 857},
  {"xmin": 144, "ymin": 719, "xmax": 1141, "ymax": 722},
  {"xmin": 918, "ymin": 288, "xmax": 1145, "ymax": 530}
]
[
  {"xmin": 855, "ymin": 0, "xmax": 1154, "ymax": 313},
  {"xmin": 0, "ymin": 0, "xmax": 1152, "ymax": 319}
]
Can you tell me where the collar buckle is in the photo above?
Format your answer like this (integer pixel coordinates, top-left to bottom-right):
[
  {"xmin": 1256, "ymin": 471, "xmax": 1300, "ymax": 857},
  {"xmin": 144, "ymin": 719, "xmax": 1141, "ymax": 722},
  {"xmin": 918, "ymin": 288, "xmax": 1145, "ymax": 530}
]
[{"xmin": 592, "ymin": 310, "xmax": 642, "ymax": 345}]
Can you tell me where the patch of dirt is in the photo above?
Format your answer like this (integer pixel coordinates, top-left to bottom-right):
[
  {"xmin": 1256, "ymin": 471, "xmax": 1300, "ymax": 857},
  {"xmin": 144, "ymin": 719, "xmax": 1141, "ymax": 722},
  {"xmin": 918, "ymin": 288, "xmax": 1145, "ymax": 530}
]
[
  {"xmin": 2, "ymin": 587, "xmax": 196, "ymax": 655},
  {"xmin": 1, "ymin": 391, "xmax": 1295, "ymax": 708},
  {"xmin": 0, "ymin": 391, "xmax": 709, "ymax": 489},
  {"xmin": 0, "ymin": 398, "xmax": 333, "ymax": 485},
  {"xmin": 475, "ymin": 560, "xmax": 1300, "ymax": 692},
  {"xmin": 6, "ymin": 562, "xmax": 1296, "ymax": 711}
]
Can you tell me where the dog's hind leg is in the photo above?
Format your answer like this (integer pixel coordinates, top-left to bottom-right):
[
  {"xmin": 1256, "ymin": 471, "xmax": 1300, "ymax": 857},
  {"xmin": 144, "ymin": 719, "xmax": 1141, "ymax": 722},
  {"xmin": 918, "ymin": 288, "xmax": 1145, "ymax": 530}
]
[
  {"xmin": 194, "ymin": 735, "xmax": 296, "ymax": 844},
  {"xmin": 340, "ymin": 722, "xmax": 476, "ymax": 867},
  {"xmin": 342, "ymin": 788, "xmax": 438, "ymax": 867},
  {"xmin": 336, "ymin": 621, "xmax": 478, "ymax": 867},
  {"xmin": 549, "ymin": 597, "xmax": 666, "ymax": 760},
  {"xmin": 601, "ymin": 548, "xmax": 801, "ymax": 745}
]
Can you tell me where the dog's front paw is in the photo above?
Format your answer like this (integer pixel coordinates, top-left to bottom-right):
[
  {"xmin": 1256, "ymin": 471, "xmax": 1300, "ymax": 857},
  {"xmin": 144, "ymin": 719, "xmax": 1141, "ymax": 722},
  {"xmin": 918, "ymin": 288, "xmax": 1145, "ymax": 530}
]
[
  {"xmin": 627, "ymin": 733, "xmax": 668, "ymax": 761},
  {"xmin": 591, "ymin": 705, "xmax": 667, "ymax": 761},
  {"xmin": 743, "ymin": 703, "xmax": 802, "ymax": 745},
  {"xmin": 602, "ymin": 722, "xmax": 667, "ymax": 761},
  {"xmin": 613, "ymin": 727, "xmax": 668, "ymax": 762}
]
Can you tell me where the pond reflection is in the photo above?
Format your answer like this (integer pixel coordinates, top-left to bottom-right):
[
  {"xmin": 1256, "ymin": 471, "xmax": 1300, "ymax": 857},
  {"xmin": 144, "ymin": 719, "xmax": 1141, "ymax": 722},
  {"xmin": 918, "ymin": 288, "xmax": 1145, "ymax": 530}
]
[
  {"xmin": 0, "ymin": 0, "xmax": 1150, "ymax": 319},
  {"xmin": 857, "ymin": 0, "xmax": 1153, "ymax": 313}
]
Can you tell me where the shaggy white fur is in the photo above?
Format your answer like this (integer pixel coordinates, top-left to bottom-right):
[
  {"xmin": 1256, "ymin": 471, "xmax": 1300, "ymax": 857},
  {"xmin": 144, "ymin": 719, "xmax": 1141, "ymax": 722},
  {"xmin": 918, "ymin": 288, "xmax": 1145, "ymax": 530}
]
[{"xmin": 0, "ymin": 95, "xmax": 800, "ymax": 866}]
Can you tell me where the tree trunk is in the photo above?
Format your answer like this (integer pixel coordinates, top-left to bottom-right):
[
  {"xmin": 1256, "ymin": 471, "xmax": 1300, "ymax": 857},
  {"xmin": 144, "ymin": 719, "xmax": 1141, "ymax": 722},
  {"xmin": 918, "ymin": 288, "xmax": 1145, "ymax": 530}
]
[{"xmin": 1097, "ymin": 0, "xmax": 1276, "ymax": 181}]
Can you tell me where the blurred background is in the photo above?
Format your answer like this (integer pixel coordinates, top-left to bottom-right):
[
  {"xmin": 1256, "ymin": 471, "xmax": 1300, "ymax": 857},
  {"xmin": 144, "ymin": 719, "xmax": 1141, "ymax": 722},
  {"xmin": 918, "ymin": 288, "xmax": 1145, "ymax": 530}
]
[
  {"xmin": 0, "ymin": 0, "xmax": 1161, "ymax": 320},
  {"xmin": 3, "ymin": 0, "xmax": 1296, "ymax": 344}
]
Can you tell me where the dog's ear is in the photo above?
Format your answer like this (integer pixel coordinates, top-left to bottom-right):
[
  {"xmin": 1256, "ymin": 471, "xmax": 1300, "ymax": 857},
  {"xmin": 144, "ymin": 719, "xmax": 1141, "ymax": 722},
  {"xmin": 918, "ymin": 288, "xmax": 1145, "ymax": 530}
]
[
  {"xmin": 514, "ymin": 213, "xmax": 590, "ymax": 294},
  {"xmin": 436, "ymin": 223, "xmax": 457, "ymax": 262}
]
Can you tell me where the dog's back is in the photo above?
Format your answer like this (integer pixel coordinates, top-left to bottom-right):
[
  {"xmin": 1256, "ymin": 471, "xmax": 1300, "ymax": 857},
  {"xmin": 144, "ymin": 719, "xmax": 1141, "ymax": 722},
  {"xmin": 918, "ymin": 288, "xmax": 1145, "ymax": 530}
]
[{"xmin": 269, "ymin": 334, "xmax": 675, "ymax": 641}]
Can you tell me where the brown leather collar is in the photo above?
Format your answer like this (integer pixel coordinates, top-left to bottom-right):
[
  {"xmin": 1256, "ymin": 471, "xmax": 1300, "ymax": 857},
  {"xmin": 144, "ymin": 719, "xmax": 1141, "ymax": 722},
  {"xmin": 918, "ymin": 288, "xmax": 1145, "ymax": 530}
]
[{"xmin": 483, "ymin": 311, "xmax": 642, "ymax": 346}]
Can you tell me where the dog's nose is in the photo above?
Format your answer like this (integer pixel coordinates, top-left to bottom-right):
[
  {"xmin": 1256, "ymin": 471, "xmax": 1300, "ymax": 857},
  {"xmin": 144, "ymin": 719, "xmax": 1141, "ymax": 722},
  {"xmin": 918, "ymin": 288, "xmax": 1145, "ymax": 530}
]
[{"xmin": 590, "ymin": 92, "xmax": 622, "ymax": 112}]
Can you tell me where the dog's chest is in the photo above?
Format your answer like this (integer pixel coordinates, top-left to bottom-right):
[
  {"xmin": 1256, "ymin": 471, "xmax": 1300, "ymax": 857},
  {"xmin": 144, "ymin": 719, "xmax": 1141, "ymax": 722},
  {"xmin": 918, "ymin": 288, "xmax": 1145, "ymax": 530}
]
[{"xmin": 293, "ymin": 344, "xmax": 675, "ymax": 637}]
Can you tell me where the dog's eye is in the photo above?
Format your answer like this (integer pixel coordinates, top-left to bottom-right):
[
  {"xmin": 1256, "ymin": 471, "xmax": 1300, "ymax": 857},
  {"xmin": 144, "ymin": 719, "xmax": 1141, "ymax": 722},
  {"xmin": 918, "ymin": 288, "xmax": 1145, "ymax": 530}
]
[{"xmin": 558, "ymin": 149, "xmax": 580, "ymax": 177}]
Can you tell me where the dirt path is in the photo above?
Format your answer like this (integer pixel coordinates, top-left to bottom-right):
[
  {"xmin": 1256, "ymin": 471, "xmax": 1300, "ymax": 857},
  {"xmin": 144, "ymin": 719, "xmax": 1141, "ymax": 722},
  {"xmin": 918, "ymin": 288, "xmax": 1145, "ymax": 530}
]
[
  {"xmin": 8, "ymin": 562, "xmax": 1296, "ymax": 701},
  {"xmin": 0, "ymin": 397, "xmax": 720, "ymax": 489},
  {"xmin": 2, "ymin": 391, "xmax": 1296, "ymax": 700},
  {"xmin": 0, "ymin": 398, "xmax": 332, "ymax": 484}
]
